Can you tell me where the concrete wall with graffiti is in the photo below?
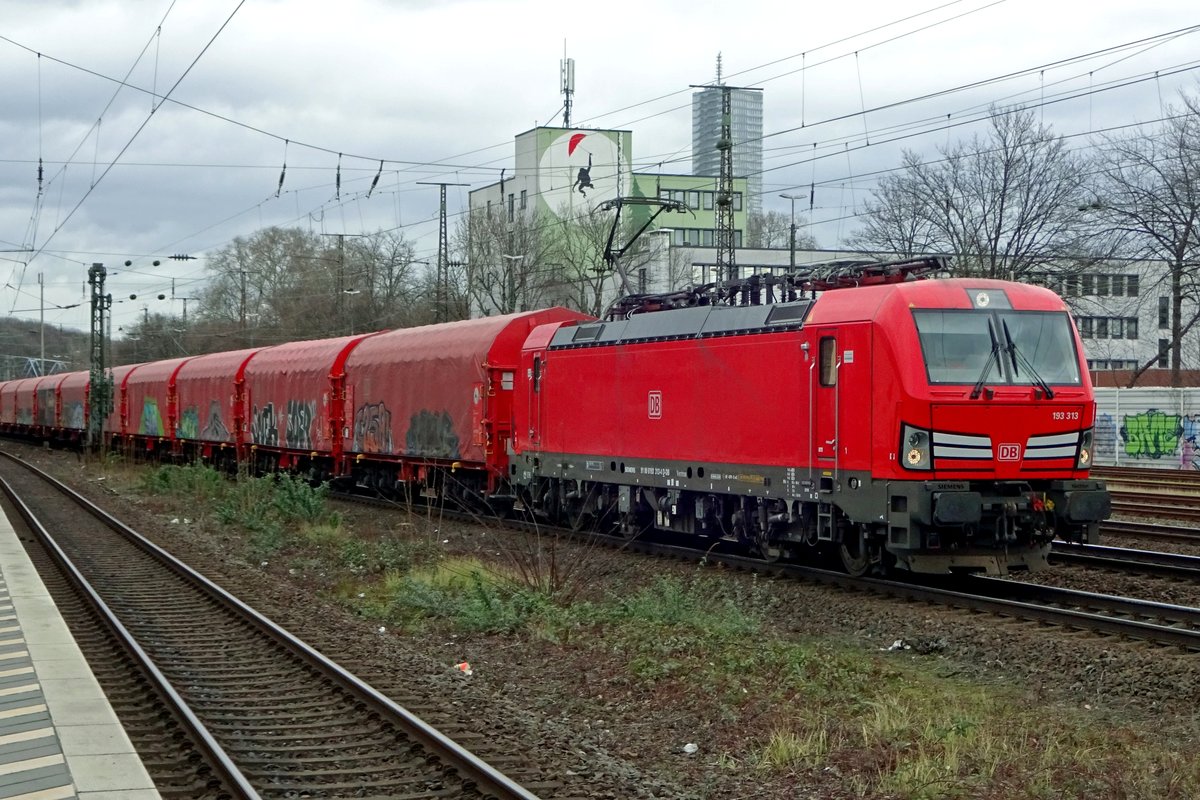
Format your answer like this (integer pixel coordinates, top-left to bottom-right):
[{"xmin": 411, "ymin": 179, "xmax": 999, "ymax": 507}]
[{"xmin": 1093, "ymin": 388, "xmax": 1200, "ymax": 469}]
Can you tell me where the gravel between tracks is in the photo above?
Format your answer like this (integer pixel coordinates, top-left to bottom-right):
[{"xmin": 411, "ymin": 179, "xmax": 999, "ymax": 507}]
[{"xmin": 11, "ymin": 445, "xmax": 1200, "ymax": 799}]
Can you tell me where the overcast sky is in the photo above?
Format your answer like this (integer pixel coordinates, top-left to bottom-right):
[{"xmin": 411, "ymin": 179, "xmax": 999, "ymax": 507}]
[{"xmin": 2, "ymin": 0, "xmax": 1198, "ymax": 334}]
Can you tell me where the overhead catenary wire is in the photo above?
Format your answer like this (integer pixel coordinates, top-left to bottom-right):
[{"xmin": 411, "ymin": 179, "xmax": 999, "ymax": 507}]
[{"xmin": 9, "ymin": 7, "xmax": 1199, "ymax": 325}]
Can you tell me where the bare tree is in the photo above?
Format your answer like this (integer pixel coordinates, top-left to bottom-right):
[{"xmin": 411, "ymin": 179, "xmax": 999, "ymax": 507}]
[
  {"xmin": 345, "ymin": 230, "xmax": 427, "ymax": 330},
  {"xmin": 199, "ymin": 227, "xmax": 334, "ymax": 344},
  {"xmin": 457, "ymin": 208, "xmax": 559, "ymax": 315},
  {"xmin": 1092, "ymin": 91, "xmax": 1200, "ymax": 386},
  {"xmin": 747, "ymin": 209, "xmax": 818, "ymax": 250},
  {"xmin": 851, "ymin": 106, "xmax": 1096, "ymax": 278}
]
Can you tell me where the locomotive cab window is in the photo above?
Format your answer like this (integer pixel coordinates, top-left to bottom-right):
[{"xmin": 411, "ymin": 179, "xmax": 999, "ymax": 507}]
[
  {"xmin": 913, "ymin": 309, "xmax": 1082, "ymax": 386},
  {"xmin": 819, "ymin": 337, "xmax": 837, "ymax": 386},
  {"xmin": 532, "ymin": 356, "xmax": 542, "ymax": 392}
]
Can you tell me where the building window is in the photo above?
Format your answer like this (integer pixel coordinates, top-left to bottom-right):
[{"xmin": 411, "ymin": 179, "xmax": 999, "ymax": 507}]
[
  {"xmin": 1159, "ymin": 296, "xmax": 1169, "ymax": 329},
  {"xmin": 702, "ymin": 192, "xmax": 714, "ymax": 211},
  {"xmin": 1081, "ymin": 274, "xmax": 1094, "ymax": 295},
  {"xmin": 1126, "ymin": 274, "xmax": 1139, "ymax": 296},
  {"xmin": 1063, "ymin": 275, "xmax": 1079, "ymax": 297},
  {"xmin": 702, "ymin": 229, "xmax": 714, "ymax": 247},
  {"xmin": 638, "ymin": 267, "xmax": 648, "ymax": 293},
  {"xmin": 734, "ymin": 230, "xmax": 743, "ymax": 248},
  {"xmin": 519, "ymin": 189, "xmax": 527, "ymax": 210},
  {"xmin": 507, "ymin": 193, "xmax": 514, "ymax": 222},
  {"xmin": 687, "ymin": 191, "xmax": 700, "ymax": 209},
  {"xmin": 733, "ymin": 192, "xmax": 743, "ymax": 211},
  {"xmin": 1077, "ymin": 316, "xmax": 1138, "ymax": 340},
  {"xmin": 1159, "ymin": 338, "xmax": 1170, "ymax": 368},
  {"xmin": 1095, "ymin": 275, "xmax": 1109, "ymax": 296}
]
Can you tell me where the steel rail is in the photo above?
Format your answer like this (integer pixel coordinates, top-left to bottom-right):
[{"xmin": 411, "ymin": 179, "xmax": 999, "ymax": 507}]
[
  {"xmin": 0, "ymin": 452, "xmax": 543, "ymax": 800},
  {"xmin": 1101, "ymin": 519, "xmax": 1200, "ymax": 543},
  {"xmin": 1051, "ymin": 542, "xmax": 1200, "ymax": 579},
  {"xmin": 0, "ymin": 473, "xmax": 261, "ymax": 800}
]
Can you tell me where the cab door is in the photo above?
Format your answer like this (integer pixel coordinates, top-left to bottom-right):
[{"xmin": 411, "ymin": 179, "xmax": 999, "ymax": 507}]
[
  {"xmin": 813, "ymin": 331, "xmax": 839, "ymax": 467},
  {"xmin": 525, "ymin": 350, "xmax": 545, "ymax": 449}
]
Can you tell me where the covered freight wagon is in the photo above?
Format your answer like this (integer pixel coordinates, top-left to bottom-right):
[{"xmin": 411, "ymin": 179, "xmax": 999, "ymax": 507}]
[{"xmin": 341, "ymin": 308, "xmax": 590, "ymax": 493}]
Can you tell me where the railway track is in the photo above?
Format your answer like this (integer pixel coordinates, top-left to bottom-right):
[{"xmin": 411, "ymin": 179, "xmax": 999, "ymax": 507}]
[
  {"xmin": 625, "ymin": 538, "xmax": 1200, "ymax": 651},
  {"xmin": 1050, "ymin": 542, "xmax": 1200, "ymax": 580},
  {"xmin": 0, "ymin": 452, "xmax": 546, "ymax": 800},
  {"xmin": 1093, "ymin": 466, "xmax": 1200, "ymax": 495},
  {"xmin": 1101, "ymin": 519, "xmax": 1200, "ymax": 544}
]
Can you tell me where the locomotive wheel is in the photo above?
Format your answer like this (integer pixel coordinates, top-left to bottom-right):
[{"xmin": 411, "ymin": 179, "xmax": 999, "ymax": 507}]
[{"xmin": 839, "ymin": 525, "xmax": 871, "ymax": 576}]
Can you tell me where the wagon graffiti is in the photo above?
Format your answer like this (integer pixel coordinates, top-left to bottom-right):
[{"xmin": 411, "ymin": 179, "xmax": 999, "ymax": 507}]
[
  {"xmin": 353, "ymin": 401, "xmax": 393, "ymax": 454},
  {"xmin": 285, "ymin": 399, "xmax": 316, "ymax": 449},
  {"xmin": 37, "ymin": 389, "xmax": 54, "ymax": 425},
  {"xmin": 65, "ymin": 402, "xmax": 84, "ymax": 430},
  {"xmin": 140, "ymin": 398, "xmax": 164, "ymax": 436},
  {"xmin": 178, "ymin": 406, "xmax": 200, "ymax": 439},
  {"xmin": 200, "ymin": 401, "xmax": 231, "ymax": 441},
  {"xmin": 405, "ymin": 410, "xmax": 460, "ymax": 459},
  {"xmin": 1120, "ymin": 410, "xmax": 1181, "ymax": 459},
  {"xmin": 251, "ymin": 403, "xmax": 279, "ymax": 446},
  {"xmin": 179, "ymin": 402, "xmax": 231, "ymax": 441}
]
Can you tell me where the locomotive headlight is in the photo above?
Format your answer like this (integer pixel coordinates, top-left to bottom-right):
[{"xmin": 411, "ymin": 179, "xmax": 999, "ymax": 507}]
[
  {"xmin": 1076, "ymin": 429, "xmax": 1094, "ymax": 469},
  {"xmin": 900, "ymin": 424, "xmax": 932, "ymax": 470}
]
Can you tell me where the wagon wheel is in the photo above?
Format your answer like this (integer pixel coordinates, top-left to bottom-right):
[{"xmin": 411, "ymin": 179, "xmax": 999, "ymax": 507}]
[
  {"xmin": 754, "ymin": 527, "xmax": 784, "ymax": 563},
  {"xmin": 839, "ymin": 524, "xmax": 872, "ymax": 576}
]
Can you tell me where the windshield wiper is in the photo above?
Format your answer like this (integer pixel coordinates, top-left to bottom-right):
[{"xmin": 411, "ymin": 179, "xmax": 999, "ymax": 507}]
[
  {"xmin": 969, "ymin": 318, "xmax": 1001, "ymax": 399},
  {"xmin": 1001, "ymin": 319, "xmax": 1055, "ymax": 399}
]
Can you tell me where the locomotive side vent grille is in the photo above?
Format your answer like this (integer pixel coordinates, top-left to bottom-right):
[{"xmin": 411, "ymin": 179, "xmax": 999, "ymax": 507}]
[
  {"xmin": 1023, "ymin": 431, "xmax": 1080, "ymax": 460},
  {"xmin": 931, "ymin": 431, "xmax": 991, "ymax": 460}
]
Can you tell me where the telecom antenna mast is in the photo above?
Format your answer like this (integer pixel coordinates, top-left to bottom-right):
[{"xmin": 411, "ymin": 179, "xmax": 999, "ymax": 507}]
[{"xmin": 561, "ymin": 51, "xmax": 575, "ymax": 128}]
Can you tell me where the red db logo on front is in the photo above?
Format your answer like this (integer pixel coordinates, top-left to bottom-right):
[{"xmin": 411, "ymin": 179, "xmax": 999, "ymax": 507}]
[
  {"xmin": 997, "ymin": 443, "xmax": 1021, "ymax": 461},
  {"xmin": 648, "ymin": 391, "xmax": 663, "ymax": 419}
]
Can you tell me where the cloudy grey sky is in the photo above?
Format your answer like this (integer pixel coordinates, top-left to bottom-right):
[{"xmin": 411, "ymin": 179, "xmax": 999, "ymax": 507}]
[{"xmin": 2, "ymin": 0, "xmax": 1198, "ymax": 333}]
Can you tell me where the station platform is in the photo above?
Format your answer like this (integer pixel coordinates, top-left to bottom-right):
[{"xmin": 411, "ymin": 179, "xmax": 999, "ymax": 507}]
[{"xmin": 0, "ymin": 505, "xmax": 159, "ymax": 800}]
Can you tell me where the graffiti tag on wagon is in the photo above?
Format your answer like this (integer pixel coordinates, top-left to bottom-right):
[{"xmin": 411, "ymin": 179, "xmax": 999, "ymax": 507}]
[
  {"xmin": 285, "ymin": 399, "xmax": 315, "ymax": 449},
  {"xmin": 251, "ymin": 403, "xmax": 279, "ymax": 446},
  {"xmin": 353, "ymin": 401, "xmax": 394, "ymax": 454}
]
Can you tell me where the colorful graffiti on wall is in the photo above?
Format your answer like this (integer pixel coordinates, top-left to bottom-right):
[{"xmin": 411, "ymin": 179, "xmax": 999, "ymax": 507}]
[{"xmin": 1100, "ymin": 408, "xmax": 1200, "ymax": 469}]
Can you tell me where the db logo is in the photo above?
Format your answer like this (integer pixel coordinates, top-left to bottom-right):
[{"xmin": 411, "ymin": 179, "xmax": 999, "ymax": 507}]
[
  {"xmin": 648, "ymin": 391, "xmax": 663, "ymax": 419},
  {"xmin": 997, "ymin": 443, "xmax": 1021, "ymax": 461}
]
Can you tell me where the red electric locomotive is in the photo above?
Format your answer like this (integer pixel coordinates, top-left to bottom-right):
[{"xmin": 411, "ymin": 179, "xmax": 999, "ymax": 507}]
[{"xmin": 510, "ymin": 258, "xmax": 1111, "ymax": 575}]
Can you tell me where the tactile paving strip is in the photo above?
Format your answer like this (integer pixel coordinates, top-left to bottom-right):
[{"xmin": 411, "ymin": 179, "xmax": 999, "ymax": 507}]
[{"xmin": 0, "ymin": 570, "xmax": 74, "ymax": 800}]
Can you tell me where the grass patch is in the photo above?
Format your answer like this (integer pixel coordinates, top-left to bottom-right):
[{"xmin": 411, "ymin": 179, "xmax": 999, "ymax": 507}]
[{"xmin": 129, "ymin": 468, "xmax": 1200, "ymax": 798}]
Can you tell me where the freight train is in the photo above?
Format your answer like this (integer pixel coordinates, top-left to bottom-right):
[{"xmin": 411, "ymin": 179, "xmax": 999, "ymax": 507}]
[{"xmin": 0, "ymin": 257, "xmax": 1110, "ymax": 576}]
